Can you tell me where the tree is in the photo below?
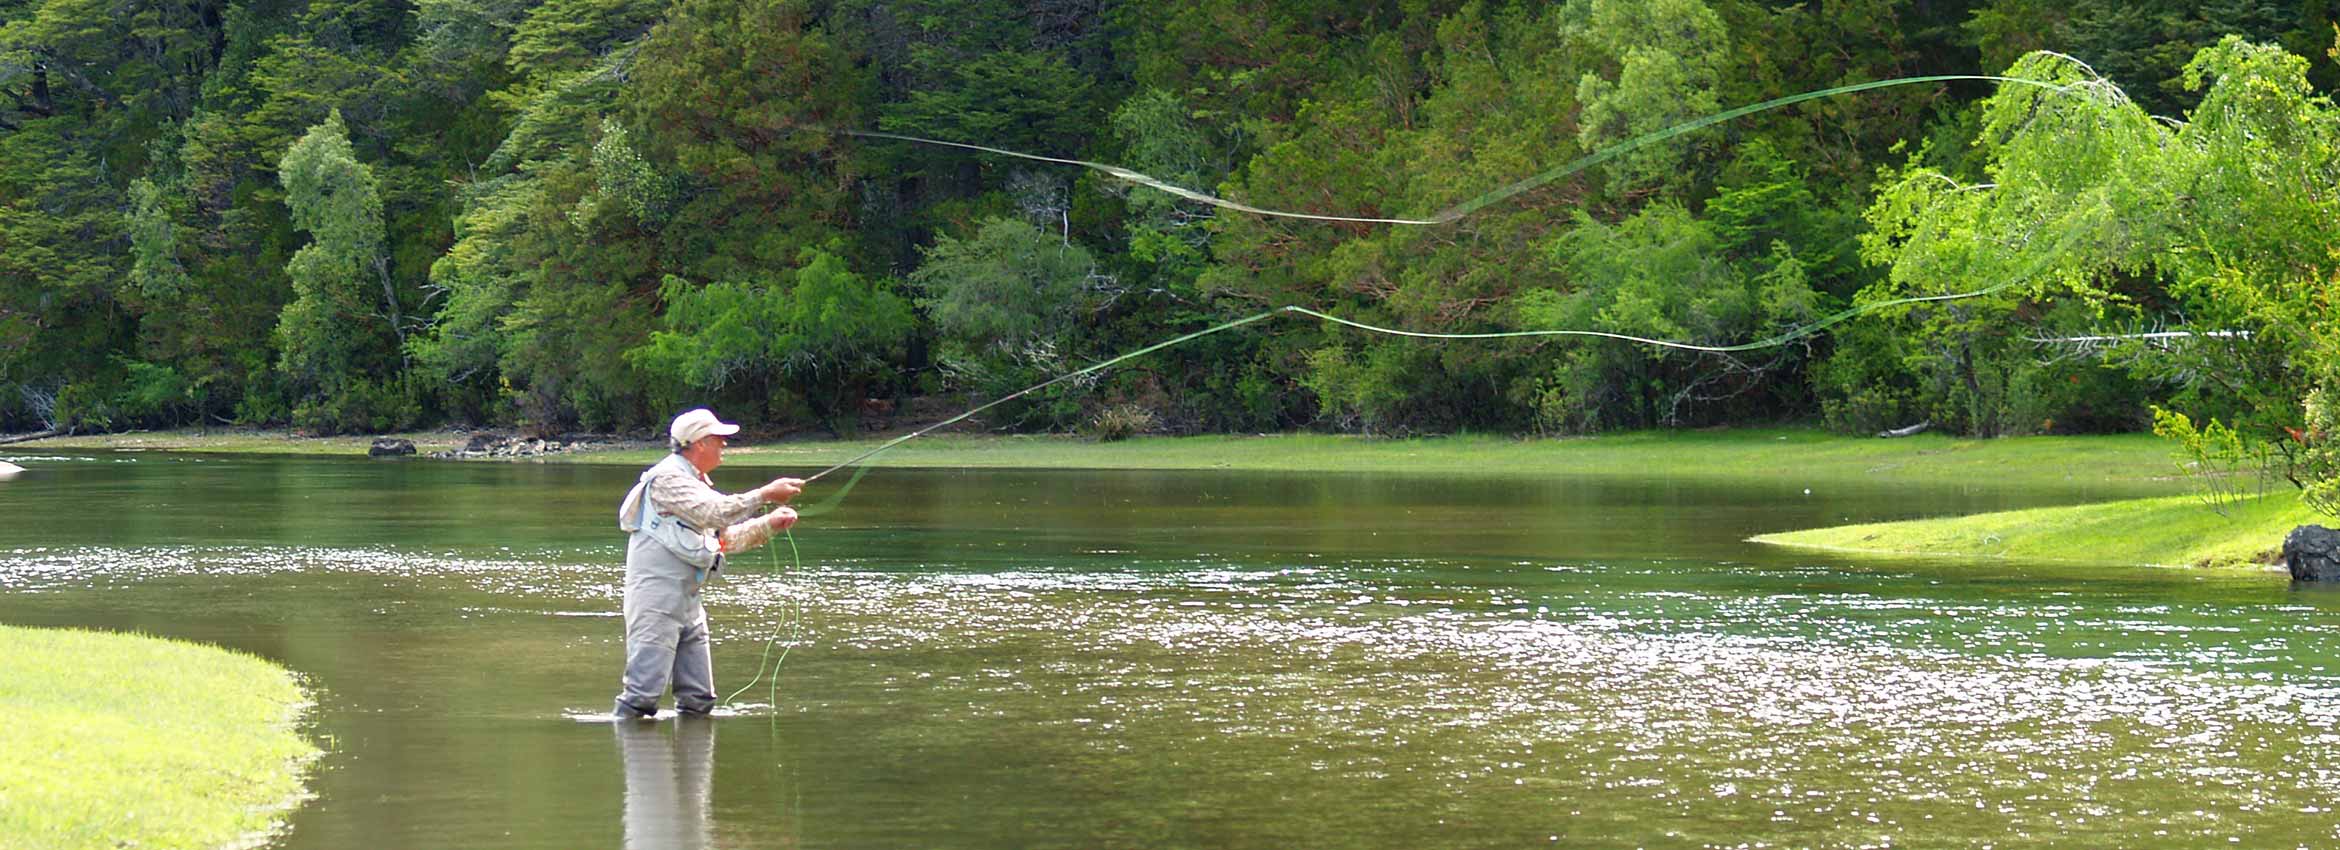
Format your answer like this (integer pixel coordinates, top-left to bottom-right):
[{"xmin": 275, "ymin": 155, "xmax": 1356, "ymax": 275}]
[
  {"xmin": 628, "ymin": 249, "xmax": 910, "ymax": 432},
  {"xmin": 1110, "ymin": 0, "xmax": 1430, "ymax": 148},
  {"xmin": 1508, "ymin": 204, "xmax": 1817, "ymax": 432},
  {"xmin": 276, "ymin": 109, "xmax": 407, "ymax": 430},
  {"xmin": 2142, "ymin": 37, "xmax": 2340, "ymax": 485},
  {"xmin": 407, "ymin": 0, "xmax": 529, "ymax": 101},
  {"xmin": 1563, "ymin": 0, "xmax": 1730, "ymax": 195},
  {"xmin": 505, "ymin": 0, "xmax": 663, "ymax": 77},
  {"xmin": 1709, "ymin": 0, "xmax": 1950, "ymax": 194},
  {"xmin": 0, "ymin": 0, "xmax": 219, "ymax": 135},
  {"xmin": 411, "ymin": 71, "xmax": 633, "ymax": 425},
  {"xmin": 770, "ymin": 249, "xmax": 914, "ymax": 429},
  {"xmin": 1106, "ymin": 88, "xmax": 1218, "ymax": 285},
  {"xmin": 881, "ymin": 49, "xmax": 1095, "ymax": 160},
  {"xmin": 409, "ymin": 171, "xmax": 541, "ymax": 405},
  {"xmin": 624, "ymin": 0, "xmax": 863, "ymax": 284},
  {"xmin": 6, "ymin": 0, "xmax": 2327, "ymax": 447},
  {"xmin": 1855, "ymin": 40, "xmax": 2339, "ymax": 469},
  {"xmin": 1205, "ymin": 3, "xmax": 1582, "ymax": 434},
  {"xmin": 0, "ymin": 117, "xmax": 127, "ymax": 430},
  {"xmin": 917, "ymin": 217, "xmax": 1094, "ymax": 348},
  {"xmin": 1966, "ymin": 0, "xmax": 2333, "ymax": 118},
  {"xmin": 913, "ymin": 216, "xmax": 1100, "ymax": 428},
  {"xmin": 125, "ymin": 178, "xmax": 191, "ymax": 300}
]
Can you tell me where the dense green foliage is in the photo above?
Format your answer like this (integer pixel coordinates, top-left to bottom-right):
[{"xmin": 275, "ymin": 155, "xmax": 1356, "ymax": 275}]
[{"xmin": 3, "ymin": 0, "xmax": 2336, "ymax": 455}]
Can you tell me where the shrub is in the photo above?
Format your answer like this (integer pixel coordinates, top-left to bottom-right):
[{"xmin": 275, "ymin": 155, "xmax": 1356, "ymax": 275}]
[
  {"xmin": 291, "ymin": 376, "xmax": 426, "ymax": 435},
  {"xmin": 2151, "ymin": 406, "xmax": 2272, "ymax": 517},
  {"xmin": 1086, "ymin": 403, "xmax": 1157, "ymax": 442},
  {"xmin": 2301, "ymin": 388, "xmax": 2340, "ymax": 518}
]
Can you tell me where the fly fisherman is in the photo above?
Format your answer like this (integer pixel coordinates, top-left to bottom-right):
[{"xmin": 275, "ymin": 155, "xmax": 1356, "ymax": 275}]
[{"xmin": 614, "ymin": 408, "xmax": 804, "ymax": 719}]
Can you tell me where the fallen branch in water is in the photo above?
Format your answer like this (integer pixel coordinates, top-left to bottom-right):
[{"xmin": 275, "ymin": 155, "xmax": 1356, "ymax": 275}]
[{"xmin": 0, "ymin": 430, "xmax": 60, "ymax": 445}]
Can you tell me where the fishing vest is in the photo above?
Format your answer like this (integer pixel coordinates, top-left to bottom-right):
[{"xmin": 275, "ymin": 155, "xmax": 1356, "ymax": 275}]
[{"xmin": 622, "ymin": 457, "xmax": 722, "ymax": 572}]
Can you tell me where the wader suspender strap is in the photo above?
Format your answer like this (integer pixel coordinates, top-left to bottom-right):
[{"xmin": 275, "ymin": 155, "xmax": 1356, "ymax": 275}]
[{"xmin": 638, "ymin": 477, "xmax": 717, "ymax": 586}]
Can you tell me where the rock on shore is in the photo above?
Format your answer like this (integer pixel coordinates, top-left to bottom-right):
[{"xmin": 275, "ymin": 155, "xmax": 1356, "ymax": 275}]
[
  {"xmin": 430, "ymin": 433, "xmax": 610, "ymax": 459},
  {"xmin": 2285, "ymin": 525, "xmax": 2340, "ymax": 582}
]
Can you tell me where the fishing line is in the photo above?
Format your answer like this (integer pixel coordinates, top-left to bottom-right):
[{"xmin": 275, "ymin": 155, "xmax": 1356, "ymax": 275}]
[
  {"xmin": 722, "ymin": 527, "xmax": 802, "ymax": 707},
  {"xmin": 727, "ymin": 60, "xmax": 2121, "ymax": 702},
  {"xmin": 718, "ymin": 231, "xmax": 2081, "ymax": 708},
  {"xmin": 722, "ymin": 316, "xmax": 1291, "ymax": 700},
  {"xmin": 846, "ymin": 72, "xmax": 2097, "ymax": 227},
  {"xmin": 803, "ymin": 310, "xmax": 1284, "ymax": 483},
  {"xmin": 716, "ymin": 260, "xmax": 2043, "ymax": 706},
  {"xmin": 797, "ymin": 224, "xmax": 2080, "ymax": 500},
  {"xmin": 790, "ymin": 463, "xmax": 870, "ymax": 518},
  {"xmin": 796, "ymin": 64, "xmax": 2124, "ymax": 491}
]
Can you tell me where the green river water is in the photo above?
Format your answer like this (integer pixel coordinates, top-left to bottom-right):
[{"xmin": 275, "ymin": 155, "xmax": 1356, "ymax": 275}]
[{"xmin": 2, "ymin": 450, "xmax": 2337, "ymax": 849}]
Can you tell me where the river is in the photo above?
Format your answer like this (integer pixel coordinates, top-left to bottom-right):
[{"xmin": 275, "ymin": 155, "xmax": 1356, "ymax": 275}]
[{"xmin": 2, "ymin": 451, "xmax": 2335, "ymax": 848}]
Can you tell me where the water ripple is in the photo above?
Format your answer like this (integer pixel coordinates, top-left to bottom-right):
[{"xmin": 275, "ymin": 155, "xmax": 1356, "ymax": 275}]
[{"xmin": 10, "ymin": 545, "xmax": 2340, "ymax": 845}]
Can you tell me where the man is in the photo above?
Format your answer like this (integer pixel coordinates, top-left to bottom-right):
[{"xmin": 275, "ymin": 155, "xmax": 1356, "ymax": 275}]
[{"xmin": 614, "ymin": 408, "xmax": 803, "ymax": 719}]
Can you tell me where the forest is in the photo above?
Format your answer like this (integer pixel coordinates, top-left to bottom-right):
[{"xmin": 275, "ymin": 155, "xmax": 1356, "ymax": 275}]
[{"xmin": 2, "ymin": 0, "xmax": 2336, "ymax": 459}]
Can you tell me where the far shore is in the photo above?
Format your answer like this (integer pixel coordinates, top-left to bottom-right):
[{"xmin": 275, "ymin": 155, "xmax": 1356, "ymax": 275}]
[
  {"xmin": 7, "ymin": 426, "xmax": 656, "ymax": 457},
  {"xmin": 11, "ymin": 425, "xmax": 2188, "ymax": 489},
  {"xmin": 15, "ymin": 425, "xmax": 2317, "ymax": 569}
]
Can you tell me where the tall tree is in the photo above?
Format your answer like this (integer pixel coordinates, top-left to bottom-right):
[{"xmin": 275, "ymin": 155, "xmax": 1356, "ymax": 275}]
[
  {"xmin": 276, "ymin": 109, "xmax": 405, "ymax": 429},
  {"xmin": 625, "ymin": 0, "xmax": 863, "ymax": 281},
  {"xmin": 912, "ymin": 215, "xmax": 1102, "ymax": 428},
  {"xmin": 0, "ymin": 117, "xmax": 127, "ymax": 428},
  {"xmin": 1854, "ymin": 39, "xmax": 2339, "ymax": 450},
  {"xmin": 629, "ymin": 249, "xmax": 911, "ymax": 431},
  {"xmin": 1563, "ymin": 0, "xmax": 1731, "ymax": 195}
]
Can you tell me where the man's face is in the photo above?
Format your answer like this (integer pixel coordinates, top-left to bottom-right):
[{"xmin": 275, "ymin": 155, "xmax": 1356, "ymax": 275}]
[{"xmin": 687, "ymin": 434, "xmax": 727, "ymax": 472}]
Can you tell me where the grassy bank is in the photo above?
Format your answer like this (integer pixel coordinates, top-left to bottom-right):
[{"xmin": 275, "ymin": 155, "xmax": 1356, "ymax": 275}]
[
  {"xmin": 0, "ymin": 625, "xmax": 318, "ymax": 850},
  {"xmin": 713, "ymin": 429, "xmax": 2185, "ymax": 491},
  {"xmin": 26, "ymin": 427, "xmax": 519, "ymax": 456},
  {"xmin": 1753, "ymin": 491, "xmax": 2316, "ymax": 569},
  {"xmin": 26, "ymin": 425, "xmax": 2314, "ymax": 567},
  {"xmin": 27, "ymin": 423, "xmax": 2311, "ymax": 566},
  {"xmin": 23, "ymin": 425, "xmax": 2191, "ymax": 493}
]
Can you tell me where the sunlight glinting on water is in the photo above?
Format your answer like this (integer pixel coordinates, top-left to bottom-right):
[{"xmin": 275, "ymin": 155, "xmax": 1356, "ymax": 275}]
[{"xmin": 11, "ymin": 543, "xmax": 2340, "ymax": 845}]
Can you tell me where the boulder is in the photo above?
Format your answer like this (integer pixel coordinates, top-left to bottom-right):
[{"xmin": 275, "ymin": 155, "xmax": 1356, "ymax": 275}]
[
  {"xmin": 367, "ymin": 438, "xmax": 416, "ymax": 457},
  {"xmin": 430, "ymin": 433, "xmax": 581, "ymax": 459},
  {"xmin": 2283, "ymin": 525, "xmax": 2340, "ymax": 582}
]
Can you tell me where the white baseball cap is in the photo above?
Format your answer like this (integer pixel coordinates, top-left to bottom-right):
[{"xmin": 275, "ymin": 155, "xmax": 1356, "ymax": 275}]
[{"xmin": 669, "ymin": 408, "xmax": 740, "ymax": 447}]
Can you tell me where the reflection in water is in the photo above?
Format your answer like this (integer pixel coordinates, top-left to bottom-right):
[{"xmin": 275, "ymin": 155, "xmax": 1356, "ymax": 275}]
[
  {"xmin": 616, "ymin": 719, "xmax": 715, "ymax": 850},
  {"xmin": 9, "ymin": 458, "xmax": 2340, "ymax": 848}
]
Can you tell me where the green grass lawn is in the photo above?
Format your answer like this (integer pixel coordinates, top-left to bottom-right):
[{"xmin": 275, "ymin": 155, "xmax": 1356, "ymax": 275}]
[
  {"xmin": 1752, "ymin": 490, "xmax": 2316, "ymax": 569},
  {"xmin": 0, "ymin": 625, "xmax": 318, "ymax": 850}
]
